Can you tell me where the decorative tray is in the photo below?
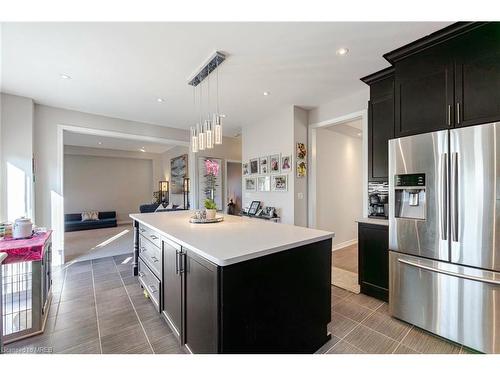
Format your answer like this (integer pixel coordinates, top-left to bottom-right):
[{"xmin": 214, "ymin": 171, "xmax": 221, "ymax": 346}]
[{"xmin": 189, "ymin": 216, "xmax": 224, "ymax": 224}]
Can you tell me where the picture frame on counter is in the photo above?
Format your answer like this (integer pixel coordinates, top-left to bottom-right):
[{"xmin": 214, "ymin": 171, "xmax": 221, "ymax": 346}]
[
  {"xmin": 257, "ymin": 176, "xmax": 271, "ymax": 192},
  {"xmin": 259, "ymin": 156, "xmax": 269, "ymax": 174},
  {"xmin": 281, "ymin": 154, "xmax": 292, "ymax": 173},
  {"xmin": 242, "ymin": 162, "xmax": 250, "ymax": 176},
  {"xmin": 248, "ymin": 200, "xmax": 261, "ymax": 215},
  {"xmin": 250, "ymin": 158, "xmax": 259, "ymax": 174},
  {"xmin": 270, "ymin": 154, "xmax": 280, "ymax": 173},
  {"xmin": 271, "ymin": 175, "xmax": 288, "ymax": 192},
  {"xmin": 245, "ymin": 177, "xmax": 257, "ymax": 191}
]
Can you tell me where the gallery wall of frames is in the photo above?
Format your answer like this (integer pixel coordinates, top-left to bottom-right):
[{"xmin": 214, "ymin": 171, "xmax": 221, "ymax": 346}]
[{"xmin": 242, "ymin": 143, "xmax": 307, "ymax": 193}]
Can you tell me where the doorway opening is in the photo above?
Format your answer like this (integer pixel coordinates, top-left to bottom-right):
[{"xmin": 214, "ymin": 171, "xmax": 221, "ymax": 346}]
[{"xmin": 225, "ymin": 160, "xmax": 242, "ymax": 215}]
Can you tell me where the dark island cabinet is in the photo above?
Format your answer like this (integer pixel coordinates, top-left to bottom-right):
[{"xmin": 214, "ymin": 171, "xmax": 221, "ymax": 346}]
[
  {"xmin": 358, "ymin": 222, "xmax": 388, "ymax": 302},
  {"xmin": 362, "ymin": 67, "xmax": 395, "ymax": 181},
  {"xmin": 162, "ymin": 238, "xmax": 183, "ymax": 337},
  {"xmin": 184, "ymin": 249, "xmax": 218, "ymax": 354}
]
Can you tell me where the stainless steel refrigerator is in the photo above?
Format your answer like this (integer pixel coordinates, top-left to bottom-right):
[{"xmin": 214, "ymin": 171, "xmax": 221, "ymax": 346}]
[{"xmin": 388, "ymin": 122, "xmax": 500, "ymax": 354}]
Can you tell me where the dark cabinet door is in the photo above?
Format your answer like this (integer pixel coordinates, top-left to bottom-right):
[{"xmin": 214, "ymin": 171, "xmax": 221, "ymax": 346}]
[
  {"xmin": 455, "ymin": 23, "xmax": 500, "ymax": 127},
  {"xmin": 184, "ymin": 250, "xmax": 218, "ymax": 354},
  {"xmin": 162, "ymin": 239, "xmax": 183, "ymax": 337},
  {"xmin": 358, "ymin": 223, "xmax": 388, "ymax": 301},
  {"xmin": 368, "ymin": 93, "xmax": 394, "ymax": 181},
  {"xmin": 395, "ymin": 45, "xmax": 454, "ymax": 137}
]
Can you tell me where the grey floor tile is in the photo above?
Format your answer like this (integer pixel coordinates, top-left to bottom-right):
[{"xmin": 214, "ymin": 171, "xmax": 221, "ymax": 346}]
[
  {"xmin": 51, "ymin": 323, "xmax": 99, "ymax": 352},
  {"xmin": 53, "ymin": 304, "xmax": 97, "ymax": 322},
  {"xmin": 361, "ymin": 311, "xmax": 411, "ymax": 341},
  {"xmin": 331, "ymin": 286, "xmax": 352, "ymax": 300},
  {"xmin": 122, "ymin": 276, "xmax": 138, "ymax": 286},
  {"xmin": 98, "ymin": 308, "xmax": 140, "ymax": 337},
  {"xmin": 140, "ymin": 316, "xmax": 173, "ymax": 341},
  {"xmin": 401, "ymin": 327, "xmax": 461, "ymax": 354},
  {"xmin": 113, "ymin": 253, "xmax": 134, "ymax": 264},
  {"xmin": 393, "ymin": 344, "xmax": 420, "ymax": 354},
  {"xmin": 150, "ymin": 334, "xmax": 183, "ymax": 354},
  {"xmin": 92, "ymin": 257, "xmax": 115, "ymax": 264},
  {"xmin": 345, "ymin": 293, "xmax": 384, "ymax": 311},
  {"xmin": 93, "ymin": 271, "xmax": 121, "ymax": 283},
  {"xmin": 460, "ymin": 346, "xmax": 482, "ymax": 354},
  {"xmin": 376, "ymin": 302, "xmax": 389, "ymax": 315},
  {"xmin": 52, "ymin": 314, "xmax": 98, "ymax": 333},
  {"xmin": 332, "ymin": 299, "xmax": 374, "ymax": 323},
  {"xmin": 93, "ymin": 278, "xmax": 123, "ymax": 293},
  {"xmin": 100, "ymin": 323, "xmax": 150, "ymax": 354},
  {"xmin": 328, "ymin": 312, "xmax": 359, "ymax": 339},
  {"xmin": 344, "ymin": 324, "xmax": 399, "ymax": 354},
  {"xmin": 59, "ymin": 338, "xmax": 101, "ymax": 354},
  {"xmin": 95, "ymin": 285, "xmax": 128, "ymax": 302},
  {"xmin": 326, "ymin": 340, "xmax": 364, "ymax": 354},
  {"xmin": 96, "ymin": 295, "xmax": 132, "ymax": 315},
  {"xmin": 4, "ymin": 333, "xmax": 54, "ymax": 354}
]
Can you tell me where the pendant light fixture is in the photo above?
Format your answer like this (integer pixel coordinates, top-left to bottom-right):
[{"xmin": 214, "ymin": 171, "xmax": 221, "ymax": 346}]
[{"xmin": 188, "ymin": 51, "xmax": 226, "ymax": 153}]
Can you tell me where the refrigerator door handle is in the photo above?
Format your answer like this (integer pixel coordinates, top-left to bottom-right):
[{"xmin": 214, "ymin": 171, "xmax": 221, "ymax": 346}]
[
  {"xmin": 397, "ymin": 258, "xmax": 500, "ymax": 286},
  {"xmin": 440, "ymin": 153, "xmax": 448, "ymax": 241},
  {"xmin": 451, "ymin": 152, "xmax": 459, "ymax": 242}
]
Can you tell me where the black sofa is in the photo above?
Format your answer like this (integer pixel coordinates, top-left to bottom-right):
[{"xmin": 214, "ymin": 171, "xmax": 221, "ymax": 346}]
[{"xmin": 65, "ymin": 211, "xmax": 118, "ymax": 232}]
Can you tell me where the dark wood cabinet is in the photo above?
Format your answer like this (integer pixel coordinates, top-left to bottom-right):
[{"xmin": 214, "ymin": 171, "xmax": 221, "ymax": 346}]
[
  {"xmin": 454, "ymin": 23, "xmax": 500, "ymax": 127},
  {"xmin": 184, "ymin": 249, "xmax": 218, "ymax": 354},
  {"xmin": 362, "ymin": 68, "xmax": 395, "ymax": 181},
  {"xmin": 162, "ymin": 238, "xmax": 183, "ymax": 337},
  {"xmin": 394, "ymin": 44, "xmax": 454, "ymax": 137},
  {"xmin": 358, "ymin": 222, "xmax": 388, "ymax": 302}
]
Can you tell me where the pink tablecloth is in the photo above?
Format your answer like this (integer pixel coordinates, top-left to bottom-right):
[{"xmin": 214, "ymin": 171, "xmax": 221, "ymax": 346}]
[{"xmin": 0, "ymin": 230, "xmax": 52, "ymax": 265}]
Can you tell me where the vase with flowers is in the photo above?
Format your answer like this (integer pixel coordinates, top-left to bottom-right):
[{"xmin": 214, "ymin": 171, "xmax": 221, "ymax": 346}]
[{"xmin": 203, "ymin": 159, "xmax": 220, "ymax": 215}]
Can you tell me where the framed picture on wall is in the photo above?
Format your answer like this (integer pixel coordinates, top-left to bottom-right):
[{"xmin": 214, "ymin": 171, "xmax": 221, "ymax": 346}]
[
  {"xmin": 281, "ymin": 154, "xmax": 292, "ymax": 173},
  {"xmin": 170, "ymin": 154, "xmax": 188, "ymax": 194},
  {"xmin": 242, "ymin": 162, "xmax": 250, "ymax": 176},
  {"xmin": 259, "ymin": 156, "xmax": 269, "ymax": 174},
  {"xmin": 250, "ymin": 159, "xmax": 259, "ymax": 174},
  {"xmin": 296, "ymin": 142, "xmax": 307, "ymax": 160},
  {"xmin": 269, "ymin": 154, "xmax": 280, "ymax": 173},
  {"xmin": 271, "ymin": 175, "xmax": 288, "ymax": 192},
  {"xmin": 257, "ymin": 176, "xmax": 270, "ymax": 192},
  {"xmin": 296, "ymin": 161, "xmax": 307, "ymax": 178},
  {"xmin": 245, "ymin": 177, "xmax": 257, "ymax": 191}
]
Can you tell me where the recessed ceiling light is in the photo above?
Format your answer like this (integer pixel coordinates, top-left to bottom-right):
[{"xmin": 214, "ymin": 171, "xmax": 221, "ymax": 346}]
[
  {"xmin": 336, "ymin": 48, "xmax": 349, "ymax": 56},
  {"xmin": 98, "ymin": 142, "xmax": 102, "ymax": 145},
  {"xmin": 263, "ymin": 91, "xmax": 270, "ymax": 96},
  {"xmin": 139, "ymin": 148, "xmax": 146, "ymax": 152},
  {"xmin": 157, "ymin": 98, "xmax": 165, "ymax": 103},
  {"xmin": 220, "ymin": 114, "xmax": 227, "ymax": 118},
  {"xmin": 60, "ymin": 73, "xmax": 72, "ymax": 80},
  {"xmin": 357, "ymin": 132, "xmax": 362, "ymax": 136}
]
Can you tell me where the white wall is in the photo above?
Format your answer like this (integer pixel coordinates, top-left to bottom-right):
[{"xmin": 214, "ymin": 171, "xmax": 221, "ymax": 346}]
[
  {"xmin": 64, "ymin": 144, "xmax": 163, "ymax": 196},
  {"xmin": 242, "ymin": 106, "xmax": 295, "ymax": 224},
  {"xmin": 316, "ymin": 127, "xmax": 363, "ymax": 247},
  {"xmin": 64, "ymin": 154, "xmax": 153, "ymax": 223},
  {"xmin": 308, "ymin": 89, "xmax": 369, "ymax": 125},
  {"xmin": 0, "ymin": 93, "xmax": 34, "ymax": 221},
  {"xmin": 160, "ymin": 145, "xmax": 190, "ymax": 206}
]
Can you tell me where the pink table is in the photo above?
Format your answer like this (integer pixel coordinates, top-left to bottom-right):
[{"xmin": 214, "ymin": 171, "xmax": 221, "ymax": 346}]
[{"xmin": 0, "ymin": 231, "xmax": 52, "ymax": 265}]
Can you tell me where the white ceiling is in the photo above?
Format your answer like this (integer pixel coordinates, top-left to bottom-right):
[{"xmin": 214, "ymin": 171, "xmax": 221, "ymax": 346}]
[
  {"xmin": 1, "ymin": 22, "xmax": 452, "ymax": 134},
  {"xmin": 325, "ymin": 119, "xmax": 363, "ymax": 138},
  {"xmin": 63, "ymin": 131, "xmax": 175, "ymax": 153}
]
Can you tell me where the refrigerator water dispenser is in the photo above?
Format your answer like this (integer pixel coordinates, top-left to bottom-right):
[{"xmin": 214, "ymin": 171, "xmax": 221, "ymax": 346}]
[{"xmin": 394, "ymin": 173, "xmax": 426, "ymax": 220}]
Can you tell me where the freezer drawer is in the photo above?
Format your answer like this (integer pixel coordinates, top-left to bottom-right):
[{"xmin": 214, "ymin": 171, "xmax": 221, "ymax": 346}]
[{"xmin": 389, "ymin": 251, "xmax": 500, "ymax": 353}]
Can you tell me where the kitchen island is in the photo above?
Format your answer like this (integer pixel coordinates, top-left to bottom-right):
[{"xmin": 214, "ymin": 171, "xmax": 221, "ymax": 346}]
[{"xmin": 130, "ymin": 211, "xmax": 334, "ymax": 354}]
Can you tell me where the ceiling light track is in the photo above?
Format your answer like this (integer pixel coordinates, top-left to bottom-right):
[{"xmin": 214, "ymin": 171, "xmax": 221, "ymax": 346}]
[{"xmin": 188, "ymin": 51, "xmax": 226, "ymax": 87}]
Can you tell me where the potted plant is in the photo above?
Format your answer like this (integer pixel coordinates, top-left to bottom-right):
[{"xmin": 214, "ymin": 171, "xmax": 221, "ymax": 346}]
[{"xmin": 204, "ymin": 198, "xmax": 217, "ymax": 219}]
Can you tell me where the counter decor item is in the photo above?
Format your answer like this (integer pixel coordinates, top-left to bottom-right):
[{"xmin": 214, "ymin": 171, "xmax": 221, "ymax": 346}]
[
  {"xmin": 248, "ymin": 200, "xmax": 261, "ymax": 215},
  {"xmin": 13, "ymin": 217, "xmax": 33, "ymax": 239},
  {"xmin": 198, "ymin": 157, "xmax": 222, "ymax": 209},
  {"xmin": 189, "ymin": 210, "xmax": 224, "ymax": 224},
  {"xmin": 204, "ymin": 198, "xmax": 217, "ymax": 219}
]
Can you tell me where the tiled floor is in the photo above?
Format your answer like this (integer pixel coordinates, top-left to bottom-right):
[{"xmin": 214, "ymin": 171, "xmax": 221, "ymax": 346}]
[
  {"xmin": 318, "ymin": 285, "xmax": 475, "ymax": 354},
  {"xmin": 4, "ymin": 253, "xmax": 185, "ymax": 354},
  {"xmin": 332, "ymin": 244, "xmax": 358, "ymax": 273},
  {"xmin": 4, "ymin": 254, "xmax": 474, "ymax": 354}
]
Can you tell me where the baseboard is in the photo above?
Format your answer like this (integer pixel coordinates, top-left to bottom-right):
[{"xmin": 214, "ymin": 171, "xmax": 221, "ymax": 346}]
[
  {"xmin": 117, "ymin": 220, "xmax": 133, "ymax": 225},
  {"xmin": 332, "ymin": 239, "xmax": 358, "ymax": 252}
]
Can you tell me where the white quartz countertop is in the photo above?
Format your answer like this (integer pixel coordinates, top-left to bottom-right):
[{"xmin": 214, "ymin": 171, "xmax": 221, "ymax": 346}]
[
  {"xmin": 130, "ymin": 211, "xmax": 334, "ymax": 266},
  {"xmin": 356, "ymin": 217, "xmax": 389, "ymax": 226}
]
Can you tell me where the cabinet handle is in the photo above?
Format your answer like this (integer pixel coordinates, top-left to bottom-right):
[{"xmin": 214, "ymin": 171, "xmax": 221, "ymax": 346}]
[
  {"xmin": 150, "ymin": 235, "xmax": 158, "ymax": 240},
  {"xmin": 456, "ymin": 102, "xmax": 461, "ymax": 124},
  {"xmin": 175, "ymin": 250, "xmax": 180, "ymax": 274},
  {"xmin": 148, "ymin": 285, "xmax": 157, "ymax": 293},
  {"xmin": 151, "ymin": 256, "xmax": 159, "ymax": 263},
  {"xmin": 139, "ymin": 246, "xmax": 146, "ymax": 253},
  {"xmin": 140, "ymin": 228, "xmax": 146, "ymax": 232},
  {"xmin": 447, "ymin": 104, "xmax": 451, "ymax": 126},
  {"xmin": 180, "ymin": 253, "xmax": 187, "ymax": 274},
  {"xmin": 138, "ymin": 271, "xmax": 145, "ymax": 278}
]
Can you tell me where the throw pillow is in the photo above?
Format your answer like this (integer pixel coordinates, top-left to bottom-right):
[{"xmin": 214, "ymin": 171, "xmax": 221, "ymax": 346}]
[
  {"xmin": 155, "ymin": 204, "xmax": 171, "ymax": 212},
  {"xmin": 82, "ymin": 211, "xmax": 99, "ymax": 221}
]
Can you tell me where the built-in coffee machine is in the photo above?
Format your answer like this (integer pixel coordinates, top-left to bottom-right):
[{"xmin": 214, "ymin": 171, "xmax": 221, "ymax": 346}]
[{"xmin": 368, "ymin": 181, "xmax": 389, "ymax": 219}]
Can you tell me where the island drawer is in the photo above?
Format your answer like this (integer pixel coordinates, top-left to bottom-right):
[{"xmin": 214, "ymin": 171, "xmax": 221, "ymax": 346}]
[
  {"xmin": 138, "ymin": 259, "xmax": 161, "ymax": 312},
  {"xmin": 138, "ymin": 224, "xmax": 161, "ymax": 248},
  {"xmin": 139, "ymin": 235, "xmax": 162, "ymax": 278}
]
